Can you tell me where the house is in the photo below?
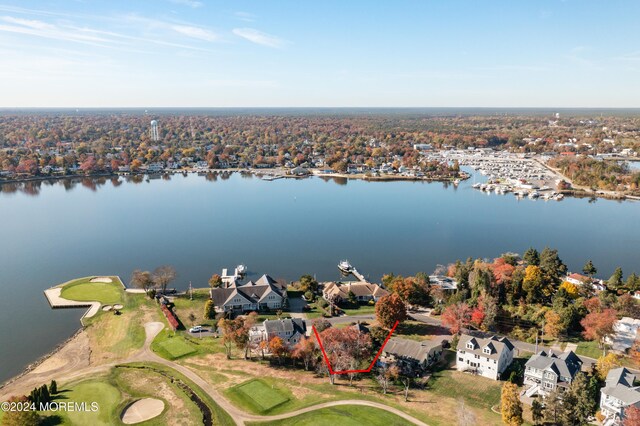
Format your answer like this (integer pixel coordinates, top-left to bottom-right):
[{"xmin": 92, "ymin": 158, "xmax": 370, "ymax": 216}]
[
  {"xmin": 429, "ymin": 275, "xmax": 458, "ymax": 291},
  {"xmin": 523, "ymin": 350, "xmax": 582, "ymax": 397},
  {"xmin": 565, "ymin": 273, "xmax": 591, "ymax": 286},
  {"xmin": 322, "ymin": 281, "xmax": 389, "ymax": 303},
  {"xmin": 209, "ymin": 274, "xmax": 286, "ymax": 313},
  {"xmin": 250, "ymin": 318, "xmax": 307, "ymax": 347},
  {"xmin": 606, "ymin": 317, "xmax": 640, "ymax": 354},
  {"xmin": 379, "ymin": 338, "xmax": 444, "ymax": 376},
  {"xmin": 456, "ymin": 334, "xmax": 515, "ymax": 380},
  {"xmin": 600, "ymin": 367, "xmax": 640, "ymax": 426}
]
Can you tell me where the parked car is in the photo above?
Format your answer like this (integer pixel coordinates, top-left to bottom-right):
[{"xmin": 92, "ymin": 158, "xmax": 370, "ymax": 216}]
[{"xmin": 189, "ymin": 325, "xmax": 203, "ymax": 333}]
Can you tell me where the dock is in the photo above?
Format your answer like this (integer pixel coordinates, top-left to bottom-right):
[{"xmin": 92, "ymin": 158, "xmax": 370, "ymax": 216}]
[{"xmin": 351, "ymin": 268, "xmax": 368, "ymax": 282}]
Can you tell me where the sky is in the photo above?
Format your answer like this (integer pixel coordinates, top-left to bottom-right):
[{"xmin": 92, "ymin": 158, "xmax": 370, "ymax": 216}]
[{"xmin": 0, "ymin": 0, "xmax": 639, "ymax": 108}]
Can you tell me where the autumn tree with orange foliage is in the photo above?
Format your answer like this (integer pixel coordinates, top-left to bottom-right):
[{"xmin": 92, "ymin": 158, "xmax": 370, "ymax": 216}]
[
  {"xmin": 375, "ymin": 293, "xmax": 407, "ymax": 329},
  {"xmin": 442, "ymin": 302, "xmax": 472, "ymax": 335},
  {"xmin": 581, "ymin": 308, "xmax": 618, "ymax": 354},
  {"xmin": 624, "ymin": 405, "xmax": 640, "ymax": 426}
]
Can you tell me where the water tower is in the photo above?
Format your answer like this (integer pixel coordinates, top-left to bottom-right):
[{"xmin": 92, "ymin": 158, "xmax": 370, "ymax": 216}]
[{"xmin": 150, "ymin": 120, "xmax": 160, "ymax": 142}]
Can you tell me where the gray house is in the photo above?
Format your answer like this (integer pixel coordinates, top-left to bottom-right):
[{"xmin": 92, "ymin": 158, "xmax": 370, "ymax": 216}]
[
  {"xmin": 209, "ymin": 274, "xmax": 286, "ymax": 313},
  {"xmin": 250, "ymin": 318, "xmax": 307, "ymax": 347},
  {"xmin": 379, "ymin": 338, "xmax": 444, "ymax": 376},
  {"xmin": 600, "ymin": 367, "xmax": 640, "ymax": 426},
  {"xmin": 523, "ymin": 350, "xmax": 582, "ymax": 397}
]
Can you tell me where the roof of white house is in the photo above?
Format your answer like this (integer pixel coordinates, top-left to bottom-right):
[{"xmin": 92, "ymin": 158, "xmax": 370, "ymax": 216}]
[{"xmin": 457, "ymin": 334, "xmax": 514, "ymax": 361}]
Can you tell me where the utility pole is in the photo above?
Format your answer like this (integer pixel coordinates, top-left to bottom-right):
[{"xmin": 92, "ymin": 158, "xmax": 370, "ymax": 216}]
[{"xmin": 189, "ymin": 281, "xmax": 193, "ymax": 300}]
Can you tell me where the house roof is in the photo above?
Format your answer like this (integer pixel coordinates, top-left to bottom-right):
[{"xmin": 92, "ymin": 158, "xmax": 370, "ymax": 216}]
[
  {"xmin": 210, "ymin": 274, "xmax": 285, "ymax": 307},
  {"xmin": 383, "ymin": 338, "xmax": 442, "ymax": 363},
  {"xmin": 525, "ymin": 350, "xmax": 582, "ymax": 381},
  {"xmin": 602, "ymin": 368, "xmax": 640, "ymax": 405},
  {"xmin": 457, "ymin": 334, "xmax": 514, "ymax": 360},
  {"xmin": 606, "ymin": 367, "xmax": 637, "ymax": 388},
  {"xmin": 263, "ymin": 318, "xmax": 306, "ymax": 336},
  {"xmin": 323, "ymin": 282, "xmax": 389, "ymax": 300}
]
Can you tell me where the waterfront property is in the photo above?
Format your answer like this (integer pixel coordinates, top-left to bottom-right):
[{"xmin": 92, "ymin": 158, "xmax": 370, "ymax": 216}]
[
  {"xmin": 606, "ymin": 317, "xmax": 640, "ymax": 354},
  {"xmin": 600, "ymin": 367, "xmax": 640, "ymax": 426},
  {"xmin": 523, "ymin": 350, "xmax": 582, "ymax": 397},
  {"xmin": 209, "ymin": 274, "xmax": 287, "ymax": 313},
  {"xmin": 456, "ymin": 334, "xmax": 515, "ymax": 380},
  {"xmin": 379, "ymin": 337, "xmax": 444, "ymax": 376},
  {"xmin": 321, "ymin": 281, "xmax": 389, "ymax": 303},
  {"xmin": 249, "ymin": 318, "xmax": 307, "ymax": 347}
]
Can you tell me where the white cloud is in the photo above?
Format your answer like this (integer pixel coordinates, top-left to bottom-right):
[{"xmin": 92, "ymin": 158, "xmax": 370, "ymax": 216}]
[
  {"xmin": 234, "ymin": 11, "xmax": 256, "ymax": 22},
  {"xmin": 232, "ymin": 28, "xmax": 287, "ymax": 48},
  {"xmin": 171, "ymin": 25, "xmax": 218, "ymax": 42},
  {"xmin": 0, "ymin": 15, "xmax": 112, "ymax": 45},
  {"xmin": 169, "ymin": 0, "xmax": 203, "ymax": 8}
]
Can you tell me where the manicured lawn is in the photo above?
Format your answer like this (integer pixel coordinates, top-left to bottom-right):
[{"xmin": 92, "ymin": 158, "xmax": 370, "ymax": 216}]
[
  {"xmin": 341, "ymin": 304, "xmax": 376, "ymax": 316},
  {"xmin": 575, "ymin": 340, "xmax": 607, "ymax": 359},
  {"xmin": 246, "ymin": 405, "xmax": 412, "ymax": 426},
  {"xmin": 60, "ymin": 277, "xmax": 123, "ymax": 305},
  {"xmin": 428, "ymin": 368, "xmax": 502, "ymax": 409},
  {"xmin": 395, "ymin": 321, "xmax": 448, "ymax": 342},
  {"xmin": 158, "ymin": 337, "xmax": 197, "ymax": 359},
  {"xmin": 151, "ymin": 328, "xmax": 225, "ymax": 360},
  {"xmin": 226, "ymin": 379, "xmax": 289, "ymax": 413}
]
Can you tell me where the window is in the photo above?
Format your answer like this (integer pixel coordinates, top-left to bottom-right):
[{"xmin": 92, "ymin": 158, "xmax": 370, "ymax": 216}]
[
  {"xmin": 467, "ymin": 342, "xmax": 474, "ymax": 350},
  {"xmin": 458, "ymin": 357, "xmax": 463, "ymax": 362},
  {"xmin": 483, "ymin": 347, "xmax": 490, "ymax": 354}
]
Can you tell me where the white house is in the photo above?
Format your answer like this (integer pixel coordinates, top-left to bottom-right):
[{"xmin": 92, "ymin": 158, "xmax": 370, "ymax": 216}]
[
  {"xmin": 456, "ymin": 334, "xmax": 515, "ymax": 380},
  {"xmin": 600, "ymin": 367, "xmax": 640, "ymax": 426}
]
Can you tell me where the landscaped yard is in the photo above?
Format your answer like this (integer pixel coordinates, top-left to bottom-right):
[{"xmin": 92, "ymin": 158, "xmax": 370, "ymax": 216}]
[
  {"xmin": 575, "ymin": 340, "xmax": 607, "ymax": 359},
  {"xmin": 428, "ymin": 368, "xmax": 502, "ymax": 410},
  {"xmin": 246, "ymin": 405, "xmax": 413, "ymax": 426},
  {"xmin": 60, "ymin": 276, "xmax": 123, "ymax": 305},
  {"xmin": 341, "ymin": 303, "xmax": 376, "ymax": 316},
  {"xmin": 395, "ymin": 321, "xmax": 450, "ymax": 342},
  {"xmin": 225, "ymin": 379, "xmax": 289, "ymax": 413},
  {"xmin": 151, "ymin": 328, "xmax": 225, "ymax": 360}
]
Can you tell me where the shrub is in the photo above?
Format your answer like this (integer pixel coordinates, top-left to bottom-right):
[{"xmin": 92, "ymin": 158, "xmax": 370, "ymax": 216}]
[{"xmin": 304, "ymin": 291, "xmax": 314, "ymax": 302}]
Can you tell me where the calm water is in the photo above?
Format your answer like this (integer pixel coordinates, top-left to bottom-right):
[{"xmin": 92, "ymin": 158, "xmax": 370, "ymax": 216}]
[{"xmin": 1, "ymin": 171, "xmax": 639, "ymax": 382}]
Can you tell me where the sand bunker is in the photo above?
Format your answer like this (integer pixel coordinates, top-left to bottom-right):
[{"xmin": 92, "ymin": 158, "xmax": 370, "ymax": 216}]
[
  {"xmin": 121, "ymin": 398, "xmax": 165, "ymax": 424},
  {"xmin": 90, "ymin": 277, "xmax": 113, "ymax": 283},
  {"xmin": 102, "ymin": 305, "xmax": 113, "ymax": 311},
  {"xmin": 113, "ymin": 304, "xmax": 124, "ymax": 310}
]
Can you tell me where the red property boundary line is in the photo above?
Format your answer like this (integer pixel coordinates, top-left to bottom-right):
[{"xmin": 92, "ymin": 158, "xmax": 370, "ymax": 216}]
[{"xmin": 312, "ymin": 320, "xmax": 399, "ymax": 375}]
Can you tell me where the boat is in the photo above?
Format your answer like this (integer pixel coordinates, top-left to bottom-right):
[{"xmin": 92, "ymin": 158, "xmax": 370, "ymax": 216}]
[
  {"xmin": 338, "ymin": 260, "xmax": 354, "ymax": 273},
  {"xmin": 453, "ymin": 179, "xmax": 460, "ymax": 186},
  {"xmin": 236, "ymin": 264, "xmax": 247, "ymax": 276},
  {"xmin": 472, "ymin": 183, "xmax": 481, "ymax": 189},
  {"xmin": 528, "ymin": 191, "xmax": 540, "ymax": 199}
]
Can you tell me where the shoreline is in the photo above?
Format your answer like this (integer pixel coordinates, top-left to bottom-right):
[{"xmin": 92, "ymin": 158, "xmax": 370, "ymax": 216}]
[{"xmin": 0, "ymin": 327, "xmax": 83, "ymax": 390}]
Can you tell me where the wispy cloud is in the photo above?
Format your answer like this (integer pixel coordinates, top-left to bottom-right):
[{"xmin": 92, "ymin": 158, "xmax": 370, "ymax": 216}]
[
  {"xmin": 232, "ymin": 27, "xmax": 287, "ymax": 48},
  {"xmin": 207, "ymin": 79, "xmax": 279, "ymax": 88},
  {"xmin": 171, "ymin": 24, "xmax": 218, "ymax": 42},
  {"xmin": 0, "ymin": 15, "xmax": 112, "ymax": 46},
  {"xmin": 169, "ymin": 0, "xmax": 203, "ymax": 8},
  {"xmin": 234, "ymin": 11, "xmax": 256, "ymax": 23}
]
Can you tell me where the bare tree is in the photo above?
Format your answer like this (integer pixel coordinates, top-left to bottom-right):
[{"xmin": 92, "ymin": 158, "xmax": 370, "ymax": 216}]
[
  {"xmin": 153, "ymin": 265, "xmax": 176, "ymax": 294},
  {"xmin": 130, "ymin": 269, "xmax": 153, "ymax": 292}
]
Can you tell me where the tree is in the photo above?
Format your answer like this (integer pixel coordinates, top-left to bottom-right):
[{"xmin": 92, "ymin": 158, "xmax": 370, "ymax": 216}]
[
  {"xmin": 523, "ymin": 265, "xmax": 544, "ymax": 303},
  {"xmin": 539, "ymin": 247, "xmax": 566, "ymax": 284},
  {"xmin": 268, "ymin": 336, "xmax": 289, "ymax": 364},
  {"xmin": 49, "ymin": 379, "xmax": 57, "ymax": 395},
  {"xmin": 624, "ymin": 405, "xmax": 640, "ymax": 426},
  {"xmin": 559, "ymin": 281, "xmax": 579, "ymax": 299},
  {"xmin": 608, "ymin": 267, "xmax": 624, "ymax": 291},
  {"xmin": 531, "ymin": 399, "xmax": 544, "ymax": 425},
  {"xmin": 630, "ymin": 332, "xmax": 640, "ymax": 365},
  {"xmin": 626, "ymin": 272, "xmax": 640, "ymax": 292},
  {"xmin": 208, "ymin": 274, "xmax": 223, "ymax": 288},
  {"xmin": 583, "ymin": 260, "xmax": 598, "ymax": 278},
  {"xmin": 543, "ymin": 387, "xmax": 563, "ymax": 425},
  {"xmin": 523, "ymin": 247, "xmax": 540, "ymax": 266},
  {"xmin": 153, "ymin": 265, "xmax": 177, "ymax": 293},
  {"xmin": 441, "ymin": 302, "xmax": 471, "ymax": 335},
  {"xmin": 500, "ymin": 382, "xmax": 523, "ymax": 426},
  {"xmin": 564, "ymin": 372, "xmax": 596, "ymax": 424},
  {"xmin": 130, "ymin": 269, "xmax": 153, "ymax": 292},
  {"xmin": 348, "ymin": 290, "xmax": 357, "ymax": 305},
  {"xmin": 596, "ymin": 353, "xmax": 619, "ymax": 380},
  {"xmin": 581, "ymin": 308, "xmax": 618, "ymax": 353},
  {"xmin": 375, "ymin": 293, "xmax": 407, "ymax": 329},
  {"xmin": 292, "ymin": 337, "xmax": 317, "ymax": 371},
  {"xmin": 299, "ymin": 275, "xmax": 318, "ymax": 293},
  {"xmin": 1, "ymin": 395, "xmax": 40, "ymax": 426},
  {"xmin": 312, "ymin": 318, "xmax": 331, "ymax": 333},
  {"xmin": 392, "ymin": 277, "xmax": 430, "ymax": 307},
  {"xmin": 377, "ymin": 364, "xmax": 399, "ymax": 394},
  {"xmin": 544, "ymin": 309, "xmax": 563, "ymax": 339},
  {"xmin": 204, "ymin": 299, "xmax": 215, "ymax": 319}
]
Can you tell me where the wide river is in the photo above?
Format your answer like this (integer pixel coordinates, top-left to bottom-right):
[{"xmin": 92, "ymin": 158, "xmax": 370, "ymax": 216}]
[{"xmin": 1, "ymin": 170, "xmax": 639, "ymax": 382}]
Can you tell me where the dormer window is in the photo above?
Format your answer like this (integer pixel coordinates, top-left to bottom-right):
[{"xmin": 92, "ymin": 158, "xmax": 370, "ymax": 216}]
[
  {"xmin": 483, "ymin": 347, "xmax": 491, "ymax": 354},
  {"xmin": 466, "ymin": 342, "xmax": 474, "ymax": 350}
]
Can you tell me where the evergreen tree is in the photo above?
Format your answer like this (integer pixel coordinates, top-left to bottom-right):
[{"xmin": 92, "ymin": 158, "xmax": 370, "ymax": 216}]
[
  {"xmin": 523, "ymin": 247, "xmax": 540, "ymax": 266},
  {"xmin": 540, "ymin": 247, "xmax": 567, "ymax": 284},
  {"xmin": 583, "ymin": 260, "xmax": 598, "ymax": 278},
  {"xmin": 626, "ymin": 272, "xmax": 640, "ymax": 292},
  {"xmin": 49, "ymin": 379, "xmax": 58, "ymax": 395},
  {"xmin": 531, "ymin": 399, "xmax": 544, "ymax": 425},
  {"xmin": 543, "ymin": 387, "xmax": 563, "ymax": 425},
  {"xmin": 608, "ymin": 267, "xmax": 624, "ymax": 291}
]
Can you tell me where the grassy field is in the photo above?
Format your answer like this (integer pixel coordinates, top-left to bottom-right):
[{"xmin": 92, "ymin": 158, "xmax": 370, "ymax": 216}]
[
  {"xmin": 172, "ymin": 288, "xmax": 217, "ymax": 328},
  {"xmin": 59, "ymin": 276, "xmax": 124, "ymax": 305},
  {"xmin": 151, "ymin": 328, "xmax": 225, "ymax": 360},
  {"xmin": 428, "ymin": 368, "xmax": 502, "ymax": 410},
  {"xmin": 575, "ymin": 340, "xmax": 606, "ymax": 359},
  {"xmin": 341, "ymin": 304, "xmax": 376, "ymax": 316},
  {"xmin": 394, "ymin": 321, "xmax": 449, "ymax": 342},
  {"xmin": 246, "ymin": 405, "xmax": 413, "ymax": 426},
  {"xmin": 227, "ymin": 379, "xmax": 290, "ymax": 413}
]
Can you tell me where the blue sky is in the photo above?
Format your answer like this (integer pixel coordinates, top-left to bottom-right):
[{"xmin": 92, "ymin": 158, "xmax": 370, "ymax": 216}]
[{"xmin": 0, "ymin": 0, "xmax": 639, "ymax": 107}]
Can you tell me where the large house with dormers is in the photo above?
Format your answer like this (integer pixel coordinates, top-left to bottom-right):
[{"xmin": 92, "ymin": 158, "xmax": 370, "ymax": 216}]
[
  {"xmin": 209, "ymin": 274, "xmax": 286, "ymax": 313},
  {"xmin": 456, "ymin": 334, "xmax": 515, "ymax": 380}
]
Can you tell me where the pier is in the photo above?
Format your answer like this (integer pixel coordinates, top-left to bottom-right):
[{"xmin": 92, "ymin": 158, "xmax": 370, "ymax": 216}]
[{"xmin": 351, "ymin": 268, "xmax": 368, "ymax": 282}]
